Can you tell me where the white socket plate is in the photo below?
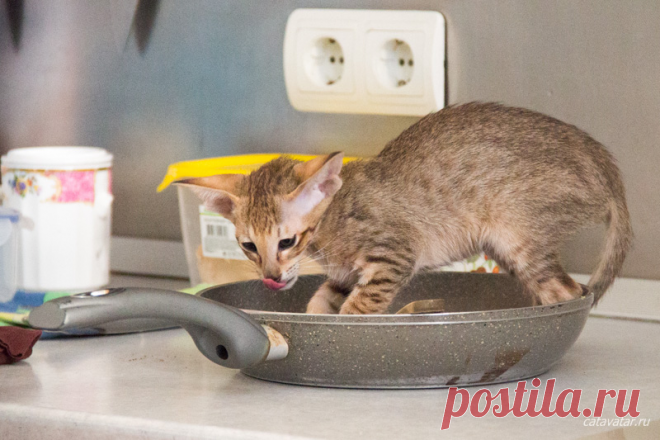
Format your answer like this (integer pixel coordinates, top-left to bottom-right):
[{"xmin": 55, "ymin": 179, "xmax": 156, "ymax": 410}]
[{"xmin": 283, "ymin": 9, "xmax": 446, "ymax": 116}]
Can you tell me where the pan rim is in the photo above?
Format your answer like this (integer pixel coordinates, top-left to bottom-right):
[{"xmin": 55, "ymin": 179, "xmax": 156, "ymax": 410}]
[
  {"xmin": 198, "ymin": 274, "xmax": 594, "ymax": 324},
  {"xmin": 241, "ymin": 294, "xmax": 593, "ymax": 324},
  {"xmin": 241, "ymin": 307, "xmax": 587, "ymax": 326}
]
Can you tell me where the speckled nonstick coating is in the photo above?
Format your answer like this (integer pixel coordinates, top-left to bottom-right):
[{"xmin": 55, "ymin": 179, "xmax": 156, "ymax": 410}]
[{"xmin": 198, "ymin": 272, "xmax": 592, "ymax": 389}]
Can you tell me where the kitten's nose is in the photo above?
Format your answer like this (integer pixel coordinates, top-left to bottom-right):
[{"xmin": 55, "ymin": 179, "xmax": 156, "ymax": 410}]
[{"xmin": 263, "ymin": 277, "xmax": 287, "ymax": 291}]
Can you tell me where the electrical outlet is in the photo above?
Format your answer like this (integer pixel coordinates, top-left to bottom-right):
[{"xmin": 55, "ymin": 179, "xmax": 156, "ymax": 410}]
[
  {"xmin": 284, "ymin": 10, "xmax": 358, "ymax": 113},
  {"xmin": 294, "ymin": 28, "xmax": 355, "ymax": 94},
  {"xmin": 284, "ymin": 9, "xmax": 446, "ymax": 116},
  {"xmin": 364, "ymin": 11, "xmax": 445, "ymax": 114},
  {"xmin": 369, "ymin": 36, "xmax": 418, "ymax": 91}
]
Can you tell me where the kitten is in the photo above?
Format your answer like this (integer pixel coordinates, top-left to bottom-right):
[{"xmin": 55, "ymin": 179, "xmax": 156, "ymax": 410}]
[{"xmin": 177, "ymin": 103, "xmax": 632, "ymax": 314}]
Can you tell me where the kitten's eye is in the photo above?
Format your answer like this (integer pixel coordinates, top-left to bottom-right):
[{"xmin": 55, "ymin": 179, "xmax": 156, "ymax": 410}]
[
  {"xmin": 278, "ymin": 237, "xmax": 296, "ymax": 251},
  {"xmin": 241, "ymin": 242, "xmax": 257, "ymax": 253}
]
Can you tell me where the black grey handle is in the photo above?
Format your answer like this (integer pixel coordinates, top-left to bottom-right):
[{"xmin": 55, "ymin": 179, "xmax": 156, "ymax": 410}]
[{"xmin": 27, "ymin": 288, "xmax": 288, "ymax": 369}]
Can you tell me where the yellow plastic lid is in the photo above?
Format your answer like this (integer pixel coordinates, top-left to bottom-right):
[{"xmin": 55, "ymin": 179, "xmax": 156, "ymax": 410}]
[{"xmin": 158, "ymin": 153, "xmax": 358, "ymax": 192}]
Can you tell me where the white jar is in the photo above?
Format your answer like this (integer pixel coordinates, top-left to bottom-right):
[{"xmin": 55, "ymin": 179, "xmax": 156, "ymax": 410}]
[{"xmin": 1, "ymin": 147, "xmax": 113, "ymax": 292}]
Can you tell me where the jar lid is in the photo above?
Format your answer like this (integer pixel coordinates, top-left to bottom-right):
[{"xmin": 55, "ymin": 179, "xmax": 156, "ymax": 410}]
[
  {"xmin": 1, "ymin": 147, "xmax": 113, "ymax": 170},
  {"xmin": 0, "ymin": 207, "xmax": 20, "ymax": 223}
]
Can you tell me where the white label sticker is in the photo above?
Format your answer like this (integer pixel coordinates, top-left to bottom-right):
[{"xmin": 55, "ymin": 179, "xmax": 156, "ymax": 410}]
[{"xmin": 199, "ymin": 206, "xmax": 248, "ymax": 260}]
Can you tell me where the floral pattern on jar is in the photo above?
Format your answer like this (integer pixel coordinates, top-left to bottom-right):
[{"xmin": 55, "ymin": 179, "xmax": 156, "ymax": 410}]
[{"xmin": 4, "ymin": 170, "xmax": 103, "ymax": 204}]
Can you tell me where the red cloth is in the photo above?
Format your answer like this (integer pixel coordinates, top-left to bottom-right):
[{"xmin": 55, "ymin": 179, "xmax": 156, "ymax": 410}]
[{"xmin": 0, "ymin": 326, "xmax": 42, "ymax": 365}]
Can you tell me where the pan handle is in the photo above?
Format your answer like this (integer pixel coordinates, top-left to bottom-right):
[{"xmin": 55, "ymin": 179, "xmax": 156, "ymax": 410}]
[{"xmin": 27, "ymin": 287, "xmax": 288, "ymax": 369}]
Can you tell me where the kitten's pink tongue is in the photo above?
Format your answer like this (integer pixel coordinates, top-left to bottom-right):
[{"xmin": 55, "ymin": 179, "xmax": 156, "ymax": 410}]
[{"xmin": 263, "ymin": 278, "xmax": 287, "ymax": 290}]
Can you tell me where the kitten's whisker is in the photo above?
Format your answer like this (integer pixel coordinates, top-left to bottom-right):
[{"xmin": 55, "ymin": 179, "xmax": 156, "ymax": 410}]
[
  {"xmin": 304, "ymin": 237, "xmax": 340, "ymax": 260},
  {"xmin": 299, "ymin": 254, "xmax": 338, "ymax": 265},
  {"xmin": 299, "ymin": 263, "xmax": 342, "ymax": 270},
  {"xmin": 300, "ymin": 254, "xmax": 341, "ymax": 267},
  {"xmin": 299, "ymin": 246, "xmax": 340, "ymax": 265}
]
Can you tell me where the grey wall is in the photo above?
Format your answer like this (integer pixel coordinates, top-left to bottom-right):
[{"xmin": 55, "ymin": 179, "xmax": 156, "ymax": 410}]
[{"xmin": 1, "ymin": 1, "xmax": 659, "ymax": 280}]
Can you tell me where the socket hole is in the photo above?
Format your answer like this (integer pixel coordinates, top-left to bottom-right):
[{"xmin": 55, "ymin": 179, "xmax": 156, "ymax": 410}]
[
  {"xmin": 374, "ymin": 39, "xmax": 414, "ymax": 89},
  {"xmin": 216, "ymin": 345, "xmax": 229, "ymax": 360},
  {"xmin": 304, "ymin": 37, "xmax": 344, "ymax": 87}
]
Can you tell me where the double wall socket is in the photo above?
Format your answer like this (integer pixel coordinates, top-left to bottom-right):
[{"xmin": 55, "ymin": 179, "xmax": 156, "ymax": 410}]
[{"xmin": 283, "ymin": 9, "xmax": 446, "ymax": 116}]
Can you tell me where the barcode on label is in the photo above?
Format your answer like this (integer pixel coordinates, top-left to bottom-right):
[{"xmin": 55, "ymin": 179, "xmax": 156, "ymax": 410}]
[
  {"xmin": 206, "ymin": 224, "xmax": 230, "ymax": 238},
  {"xmin": 199, "ymin": 205, "xmax": 248, "ymax": 260}
]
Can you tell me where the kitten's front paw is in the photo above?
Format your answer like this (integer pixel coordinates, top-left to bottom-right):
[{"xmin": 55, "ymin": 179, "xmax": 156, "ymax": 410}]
[
  {"xmin": 339, "ymin": 300, "xmax": 369, "ymax": 315},
  {"xmin": 339, "ymin": 295, "xmax": 390, "ymax": 314},
  {"xmin": 305, "ymin": 281, "xmax": 347, "ymax": 314},
  {"xmin": 305, "ymin": 297, "xmax": 339, "ymax": 314}
]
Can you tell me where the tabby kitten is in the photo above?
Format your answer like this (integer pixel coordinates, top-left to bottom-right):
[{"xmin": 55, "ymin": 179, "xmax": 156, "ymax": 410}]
[{"xmin": 177, "ymin": 103, "xmax": 632, "ymax": 314}]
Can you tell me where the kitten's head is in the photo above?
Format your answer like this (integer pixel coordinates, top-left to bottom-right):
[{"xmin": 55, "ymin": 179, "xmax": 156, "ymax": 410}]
[{"xmin": 176, "ymin": 153, "xmax": 344, "ymax": 290}]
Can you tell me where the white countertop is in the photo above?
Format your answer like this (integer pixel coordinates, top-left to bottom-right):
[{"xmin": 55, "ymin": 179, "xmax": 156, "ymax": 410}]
[{"xmin": 0, "ymin": 275, "xmax": 658, "ymax": 439}]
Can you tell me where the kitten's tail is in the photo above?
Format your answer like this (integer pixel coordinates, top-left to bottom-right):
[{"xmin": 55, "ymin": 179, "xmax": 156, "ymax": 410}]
[{"xmin": 588, "ymin": 197, "xmax": 633, "ymax": 304}]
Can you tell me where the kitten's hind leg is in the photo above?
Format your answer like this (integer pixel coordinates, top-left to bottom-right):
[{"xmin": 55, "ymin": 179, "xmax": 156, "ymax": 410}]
[
  {"xmin": 514, "ymin": 253, "xmax": 583, "ymax": 305},
  {"xmin": 306, "ymin": 281, "xmax": 348, "ymax": 314},
  {"xmin": 484, "ymin": 233, "xmax": 582, "ymax": 305}
]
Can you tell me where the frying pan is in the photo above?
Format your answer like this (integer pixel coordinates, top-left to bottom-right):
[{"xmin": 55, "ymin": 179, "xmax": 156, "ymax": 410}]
[{"xmin": 28, "ymin": 272, "xmax": 592, "ymax": 389}]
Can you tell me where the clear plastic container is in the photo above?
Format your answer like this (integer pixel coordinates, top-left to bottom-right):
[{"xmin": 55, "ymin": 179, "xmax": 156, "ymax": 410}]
[{"xmin": 0, "ymin": 207, "xmax": 20, "ymax": 302}]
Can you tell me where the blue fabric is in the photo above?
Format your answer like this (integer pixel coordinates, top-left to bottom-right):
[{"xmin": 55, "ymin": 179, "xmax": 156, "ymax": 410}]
[{"xmin": 0, "ymin": 291, "xmax": 47, "ymax": 313}]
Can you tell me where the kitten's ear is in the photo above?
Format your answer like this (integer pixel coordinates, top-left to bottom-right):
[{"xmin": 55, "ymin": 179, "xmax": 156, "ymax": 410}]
[
  {"xmin": 293, "ymin": 152, "xmax": 344, "ymax": 182},
  {"xmin": 174, "ymin": 174, "xmax": 244, "ymax": 219},
  {"xmin": 285, "ymin": 152, "xmax": 344, "ymax": 217}
]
